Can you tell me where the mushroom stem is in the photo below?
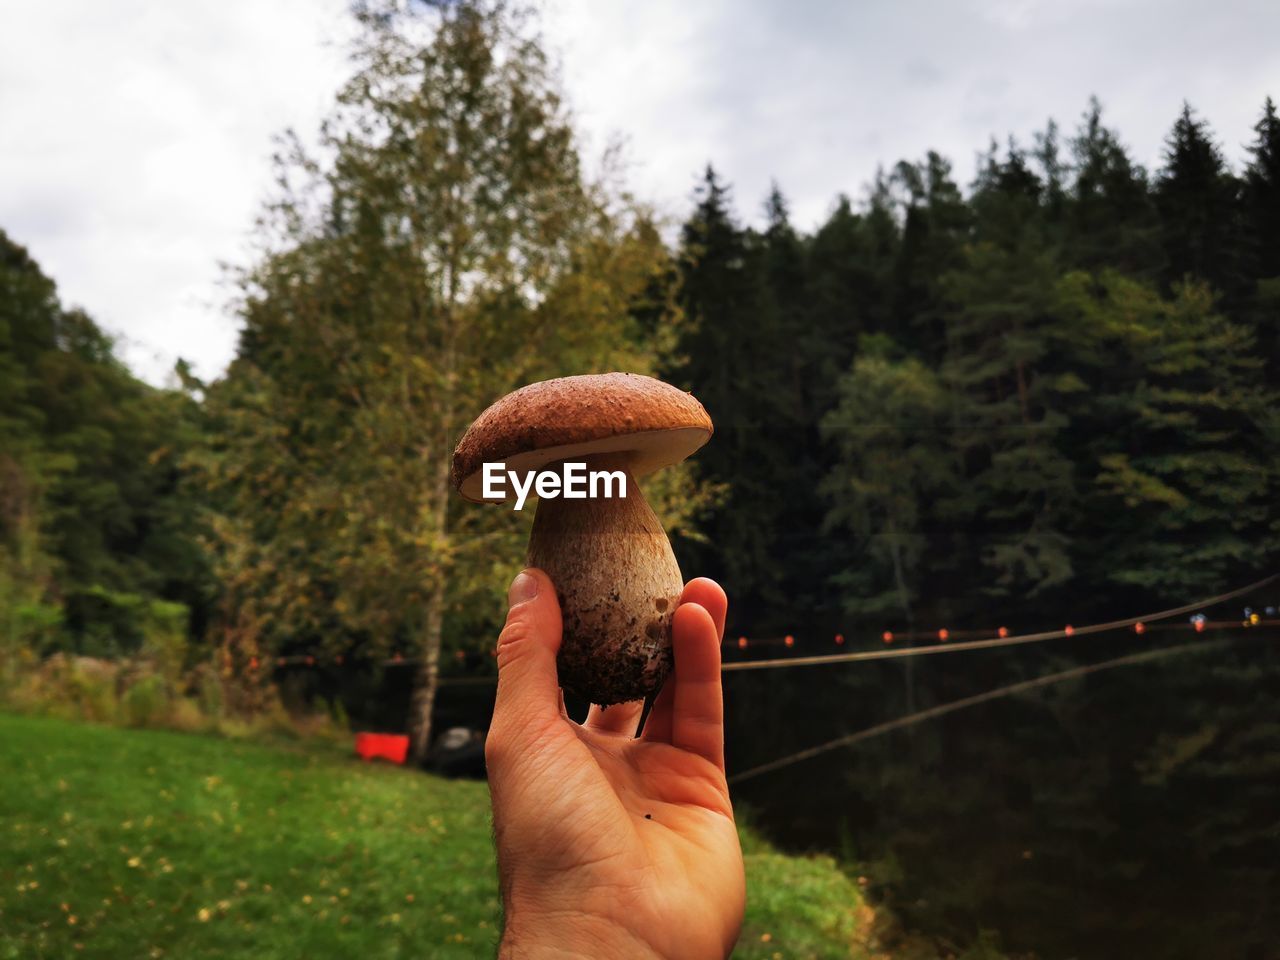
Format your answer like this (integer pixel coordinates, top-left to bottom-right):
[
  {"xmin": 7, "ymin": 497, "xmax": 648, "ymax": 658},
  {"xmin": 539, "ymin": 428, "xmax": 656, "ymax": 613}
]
[{"xmin": 526, "ymin": 462, "xmax": 683, "ymax": 705}]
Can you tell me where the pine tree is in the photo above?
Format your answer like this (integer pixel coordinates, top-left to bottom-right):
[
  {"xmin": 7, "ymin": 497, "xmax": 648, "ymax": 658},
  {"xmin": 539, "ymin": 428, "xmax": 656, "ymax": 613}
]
[
  {"xmin": 666, "ymin": 168, "xmax": 795, "ymax": 620},
  {"xmin": 1155, "ymin": 103, "xmax": 1243, "ymax": 299},
  {"xmin": 889, "ymin": 152, "xmax": 970, "ymax": 364},
  {"xmin": 1241, "ymin": 97, "xmax": 1280, "ymax": 389},
  {"xmin": 939, "ymin": 142, "xmax": 1077, "ymax": 606},
  {"xmin": 1054, "ymin": 270, "xmax": 1275, "ymax": 598},
  {"xmin": 1243, "ymin": 97, "xmax": 1280, "ymax": 281},
  {"xmin": 1065, "ymin": 97, "xmax": 1163, "ymax": 277}
]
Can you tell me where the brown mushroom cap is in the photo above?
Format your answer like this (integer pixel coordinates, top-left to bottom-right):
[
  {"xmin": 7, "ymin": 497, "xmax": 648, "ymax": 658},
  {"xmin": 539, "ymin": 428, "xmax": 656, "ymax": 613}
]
[{"xmin": 451, "ymin": 372, "xmax": 712, "ymax": 503}]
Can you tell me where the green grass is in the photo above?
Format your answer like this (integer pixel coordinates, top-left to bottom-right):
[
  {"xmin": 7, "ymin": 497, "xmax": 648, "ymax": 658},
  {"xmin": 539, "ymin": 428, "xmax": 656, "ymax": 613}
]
[{"xmin": 0, "ymin": 714, "xmax": 870, "ymax": 959}]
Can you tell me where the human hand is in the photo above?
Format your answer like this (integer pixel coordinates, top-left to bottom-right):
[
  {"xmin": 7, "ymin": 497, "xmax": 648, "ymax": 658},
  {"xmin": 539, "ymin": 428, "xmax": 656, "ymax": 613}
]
[{"xmin": 486, "ymin": 568, "xmax": 744, "ymax": 959}]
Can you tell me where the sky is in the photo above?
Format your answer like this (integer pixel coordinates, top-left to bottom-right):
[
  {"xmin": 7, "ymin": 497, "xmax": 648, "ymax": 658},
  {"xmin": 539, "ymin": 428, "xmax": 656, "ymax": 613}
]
[{"xmin": 3, "ymin": 0, "xmax": 1277, "ymax": 386}]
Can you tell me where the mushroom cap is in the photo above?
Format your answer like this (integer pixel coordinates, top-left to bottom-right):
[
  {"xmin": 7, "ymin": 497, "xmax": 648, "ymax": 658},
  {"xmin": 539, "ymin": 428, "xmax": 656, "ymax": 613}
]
[{"xmin": 451, "ymin": 372, "xmax": 712, "ymax": 503}]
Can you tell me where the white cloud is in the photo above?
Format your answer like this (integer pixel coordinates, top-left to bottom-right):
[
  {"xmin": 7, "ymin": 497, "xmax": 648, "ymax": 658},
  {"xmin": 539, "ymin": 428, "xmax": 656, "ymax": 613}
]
[
  {"xmin": 0, "ymin": 0, "xmax": 354, "ymax": 384},
  {"xmin": 2, "ymin": 0, "xmax": 1277, "ymax": 385}
]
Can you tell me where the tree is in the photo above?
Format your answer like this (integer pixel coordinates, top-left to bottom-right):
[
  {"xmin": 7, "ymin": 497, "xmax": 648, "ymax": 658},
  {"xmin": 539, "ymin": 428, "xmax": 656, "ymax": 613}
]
[
  {"xmin": 1243, "ymin": 97, "xmax": 1280, "ymax": 282},
  {"xmin": 1155, "ymin": 104, "xmax": 1243, "ymax": 299},
  {"xmin": 937, "ymin": 144, "xmax": 1077, "ymax": 606},
  {"xmin": 888, "ymin": 152, "xmax": 969, "ymax": 363},
  {"xmin": 199, "ymin": 0, "xmax": 681, "ymax": 758},
  {"xmin": 0, "ymin": 230, "xmax": 209, "ymax": 660},
  {"xmin": 1055, "ymin": 271, "xmax": 1275, "ymax": 598},
  {"xmin": 1065, "ymin": 97, "xmax": 1163, "ymax": 278},
  {"xmin": 1241, "ymin": 97, "xmax": 1280, "ymax": 388},
  {"xmin": 821, "ymin": 337, "xmax": 956, "ymax": 628},
  {"xmin": 665, "ymin": 168, "xmax": 782, "ymax": 618}
]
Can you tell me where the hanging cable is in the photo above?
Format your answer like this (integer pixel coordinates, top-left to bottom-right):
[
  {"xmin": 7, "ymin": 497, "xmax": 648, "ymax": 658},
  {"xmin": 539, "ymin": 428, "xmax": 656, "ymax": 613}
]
[
  {"xmin": 721, "ymin": 571, "xmax": 1278, "ymax": 673},
  {"xmin": 728, "ymin": 637, "xmax": 1238, "ymax": 785}
]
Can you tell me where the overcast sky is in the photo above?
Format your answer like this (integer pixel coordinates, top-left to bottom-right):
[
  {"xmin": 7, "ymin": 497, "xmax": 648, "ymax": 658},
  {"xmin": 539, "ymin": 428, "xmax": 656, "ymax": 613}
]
[{"xmin": 3, "ymin": 0, "xmax": 1277, "ymax": 385}]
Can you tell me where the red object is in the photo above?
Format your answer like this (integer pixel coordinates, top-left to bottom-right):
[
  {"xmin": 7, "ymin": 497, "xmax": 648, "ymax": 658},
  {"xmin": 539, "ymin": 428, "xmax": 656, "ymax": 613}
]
[
  {"xmin": 249, "ymin": 657, "xmax": 259, "ymax": 671},
  {"xmin": 306, "ymin": 655, "xmax": 316, "ymax": 666},
  {"xmin": 1064, "ymin": 624, "xmax": 1075, "ymax": 636},
  {"xmin": 1134, "ymin": 621, "xmax": 1146, "ymax": 635},
  {"xmin": 997, "ymin": 626, "xmax": 1009, "ymax": 639},
  {"xmin": 834, "ymin": 634, "xmax": 844, "ymax": 645},
  {"xmin": 882, "ymin": 631, "xmax": 893, "ymax": 644},
  {"xmin": 737, "ymin": 636, "xmax": 748, "ymax": 649},
  {"xmin": 1195, "ymin": 619, "xmax": 1206, "ymax": 633},
  {"xmin": 355, "ymin": 733, "xmax": 410, "ymax": 765},
  {"xmin": 784, "ymin": 635, "xmax": 795, "ymax": 648},
  {"xmin": 938, "ymin": 628, "xmax": 950, "ymax": 642}
]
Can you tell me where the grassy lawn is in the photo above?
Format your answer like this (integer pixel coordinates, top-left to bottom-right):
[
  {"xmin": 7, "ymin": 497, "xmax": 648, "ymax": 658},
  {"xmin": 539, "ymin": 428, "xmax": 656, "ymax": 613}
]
[{"xmin": 0, "ymin": 714, "xmax": 870, "ymax": 959}]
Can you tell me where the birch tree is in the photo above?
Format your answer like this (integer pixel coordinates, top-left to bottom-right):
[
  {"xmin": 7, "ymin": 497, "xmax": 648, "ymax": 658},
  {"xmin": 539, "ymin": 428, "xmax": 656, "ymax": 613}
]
[{"xmin": 200, "ymin": 0, "xmax": 685, "ymax": 758}]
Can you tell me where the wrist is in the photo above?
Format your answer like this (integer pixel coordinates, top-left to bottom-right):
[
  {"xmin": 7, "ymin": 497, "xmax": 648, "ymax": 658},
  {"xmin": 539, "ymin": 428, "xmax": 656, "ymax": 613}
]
[{"xmin": 499, "ymin": 911, "xmax": 664, "ymax": 960}]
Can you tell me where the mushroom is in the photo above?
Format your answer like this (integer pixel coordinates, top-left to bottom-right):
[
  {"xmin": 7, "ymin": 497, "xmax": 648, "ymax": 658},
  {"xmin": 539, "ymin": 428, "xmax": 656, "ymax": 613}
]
[{"xmin": 451, "ymin": 372, "xmax": 713, "ymax": 705}]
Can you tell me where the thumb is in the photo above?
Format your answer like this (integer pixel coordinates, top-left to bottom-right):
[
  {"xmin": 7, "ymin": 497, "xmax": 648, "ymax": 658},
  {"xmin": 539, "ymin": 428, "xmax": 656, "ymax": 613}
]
[{"xmin": 492, "ymin": 568, "xmax": 563, "ymax": 732}]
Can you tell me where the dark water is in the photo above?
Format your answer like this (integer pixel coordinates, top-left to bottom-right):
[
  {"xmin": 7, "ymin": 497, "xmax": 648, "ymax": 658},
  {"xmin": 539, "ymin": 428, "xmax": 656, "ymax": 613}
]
[
  {"xmin": 725, "ymin": 630, "xmax": 1280, "ymax": 960},
  {"xmin": 309, "ymin": 627, "xmax": 1280, "ymax": 959}
]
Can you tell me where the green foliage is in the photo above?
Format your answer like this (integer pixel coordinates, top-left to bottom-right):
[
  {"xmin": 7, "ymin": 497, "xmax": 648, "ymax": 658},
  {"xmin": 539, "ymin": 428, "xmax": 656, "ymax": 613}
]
[
  {"xmin": 821, "ymin": 339, "xmax": 955, "ymax": 620},
  {"xmin": 120, "ymin": 673, "xmax": 168, "ymax": 728},
  {"xmin": 1155, "ymin": 103, "xmax": 1244, "ymax": 299},
  {"xmin": 668, "ymin": 101, "xmax": 1280, "ymax": 635},
  {"xmin": 1055, "ymin": 272, "xmax": 1272, "ymax": 596},
  {"xmin": 0, "ymin": 229, "xmax": 212, "ymax": 666}
]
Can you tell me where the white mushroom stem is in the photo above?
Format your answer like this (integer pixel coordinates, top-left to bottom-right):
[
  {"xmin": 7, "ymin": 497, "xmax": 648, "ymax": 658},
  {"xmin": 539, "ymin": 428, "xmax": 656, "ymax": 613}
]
[{"xmin": 525, "ymin": 460, "xmax": 683, "ymax": 705}]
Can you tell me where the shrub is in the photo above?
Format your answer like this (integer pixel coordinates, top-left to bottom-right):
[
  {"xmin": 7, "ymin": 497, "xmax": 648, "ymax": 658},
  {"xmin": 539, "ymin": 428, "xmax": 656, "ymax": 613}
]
[
  {"xmin": 140, "ymin": 600, "xmax": 189, "ymax": 681},
  {"xmin": 121, "ymin": 674, "xmax": 168, "ymax": 728},
  {"xmin": 57, "ymin": 658, "xmax": 119, "ymax": 724},
  {"xmin": 168, "ymin": 696, "xmax": 210, "ymax": 733}
]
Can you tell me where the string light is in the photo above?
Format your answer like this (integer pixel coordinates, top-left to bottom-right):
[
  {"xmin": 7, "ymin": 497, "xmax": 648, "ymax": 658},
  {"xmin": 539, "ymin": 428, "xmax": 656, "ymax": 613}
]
[{"xmin": 244, "ymin": 574, "xmax": 1279, "ymax": 678}]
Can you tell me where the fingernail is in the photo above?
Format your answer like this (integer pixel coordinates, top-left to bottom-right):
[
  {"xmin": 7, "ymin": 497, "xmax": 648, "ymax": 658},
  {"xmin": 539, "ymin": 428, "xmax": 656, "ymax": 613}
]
[{"xmin": 508, "ymin": 570, "xmax": 538, "ymax": 608}]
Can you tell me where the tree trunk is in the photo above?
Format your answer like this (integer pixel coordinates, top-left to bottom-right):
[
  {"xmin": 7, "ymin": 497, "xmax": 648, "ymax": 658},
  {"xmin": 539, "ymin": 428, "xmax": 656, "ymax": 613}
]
[
  {"xmin": 408, "ymin": 398, "xmax": 454, "ymax": 763},
  {"xmin": 408, "ymin": 186, "xmax": 460, "ymax": 765},
  {"xmin": 888, "ymin": 525, "xmax": 917, "ymax": 713},
  {"xmin": 408, "ymin": 574, "xmax": 446, "ymax": 763}
]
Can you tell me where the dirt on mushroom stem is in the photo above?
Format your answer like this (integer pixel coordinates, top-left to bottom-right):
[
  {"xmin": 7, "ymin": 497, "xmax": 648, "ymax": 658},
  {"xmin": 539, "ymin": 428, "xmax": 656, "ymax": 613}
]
[{"xmin": 525, "ymin": 459, "xmax": 683, "ymax": 706}]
